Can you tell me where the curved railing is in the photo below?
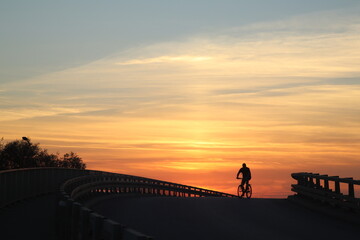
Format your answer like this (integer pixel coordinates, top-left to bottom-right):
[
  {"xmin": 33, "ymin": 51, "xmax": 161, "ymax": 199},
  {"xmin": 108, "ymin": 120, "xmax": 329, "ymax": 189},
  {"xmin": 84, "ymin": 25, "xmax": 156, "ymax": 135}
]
[
  {"xmin": 62, "ymin": 173, "xmax": 235, "ymax": 202},
  {"xmin": 0, "ymin": 167, "xmax": 104, "ymax": 208},
  {"xmin": 59, "ymin": 172, "xmax": 237, "ymax": 240},
  {"xmin": 291, "ymin": 172, "xmax": 360, "ymax": 211},
  {"xmin": 0, "ymin": 167, "xmax": 236, "ymax": 240}
]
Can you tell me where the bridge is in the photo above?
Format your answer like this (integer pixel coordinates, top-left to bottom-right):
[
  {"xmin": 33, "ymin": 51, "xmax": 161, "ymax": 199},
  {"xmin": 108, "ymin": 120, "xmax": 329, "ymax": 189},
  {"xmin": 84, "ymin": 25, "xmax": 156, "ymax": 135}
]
[{"xmin": 1, "ymin": 168, "xmax": 359, "ymax": 239}]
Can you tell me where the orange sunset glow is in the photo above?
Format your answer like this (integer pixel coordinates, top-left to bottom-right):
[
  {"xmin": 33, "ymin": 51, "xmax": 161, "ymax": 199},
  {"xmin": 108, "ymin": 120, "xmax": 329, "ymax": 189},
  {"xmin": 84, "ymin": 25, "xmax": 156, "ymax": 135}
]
[{"xmin": 1, "ymin": 1, "xmax": 360, "ymax": 198}]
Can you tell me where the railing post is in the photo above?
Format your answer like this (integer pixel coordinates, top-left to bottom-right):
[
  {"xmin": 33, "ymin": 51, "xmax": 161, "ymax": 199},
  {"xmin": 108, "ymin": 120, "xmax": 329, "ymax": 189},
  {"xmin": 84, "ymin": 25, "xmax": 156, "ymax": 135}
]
[
  {"xmin": 315, "ymin": 178, "xmax": 320, "ymax": 188},
  {"xmin": 58, "ymin": 197, "xmax": 73, "ymax": 240},
  {"xmin": 104, "ymin": 219, "xmax": 122, "ymax": 240},
  {"xmin": 79, "ymin": 207, "xmax": 92, "ymax": 240},
  {"xmin": 348, "ymin": 183, "xmax": 355, "ymax": 198},
  {"xmin": 90, "ymin": 213, "xmax": 104, "ymax": 240},
  {"xmin": 0, "ymin": 173, "xmax": 6, "ymax": 207},
  {"xmin": 335, "ymin": 180, "xmax": 340, "ymax": 194},
  {"xmin": 308, "ymin": 177, "xmax": 314, "ymax": 187},
  {"xmin": 324, "ymin": 179, "xmax": 329, "ymax": 191},
  {"xmin": 71, "ymin": 202, "xmax": 82, "ymax": 240}
]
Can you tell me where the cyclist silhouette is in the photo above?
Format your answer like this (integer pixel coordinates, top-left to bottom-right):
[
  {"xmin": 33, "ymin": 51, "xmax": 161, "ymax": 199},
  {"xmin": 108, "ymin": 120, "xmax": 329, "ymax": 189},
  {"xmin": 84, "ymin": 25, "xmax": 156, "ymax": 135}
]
[{"xmin": 236, "ymin": 163, "xmax": 251, "ymax": 197}]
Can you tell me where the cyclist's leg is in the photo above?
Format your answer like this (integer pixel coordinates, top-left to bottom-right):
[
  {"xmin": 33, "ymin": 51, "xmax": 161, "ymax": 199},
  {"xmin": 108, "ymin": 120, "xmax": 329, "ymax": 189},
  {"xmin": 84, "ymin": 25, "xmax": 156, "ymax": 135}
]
[
  {"xmin": 245, "ymin": 179, "xmax": 249, "ymax": 191},
  {"xmin": 240, "ymin": 178, "xmax": 246, "ymax": 196}
]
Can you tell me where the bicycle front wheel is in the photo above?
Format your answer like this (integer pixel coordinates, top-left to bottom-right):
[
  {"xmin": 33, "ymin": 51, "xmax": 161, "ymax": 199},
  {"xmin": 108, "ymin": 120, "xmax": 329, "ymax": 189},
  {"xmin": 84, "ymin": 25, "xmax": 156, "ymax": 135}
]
[{"xmin": 237, "ymin": 185, "xmax": 243, "ymax": 197}]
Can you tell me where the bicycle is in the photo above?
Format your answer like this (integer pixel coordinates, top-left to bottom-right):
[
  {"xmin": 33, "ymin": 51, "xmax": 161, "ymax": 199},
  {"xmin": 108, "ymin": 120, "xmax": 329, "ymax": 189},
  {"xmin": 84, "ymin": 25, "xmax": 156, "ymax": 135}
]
[{"xmin": 237, "ymin": 178, "xmax": 252, "ymax": 199}]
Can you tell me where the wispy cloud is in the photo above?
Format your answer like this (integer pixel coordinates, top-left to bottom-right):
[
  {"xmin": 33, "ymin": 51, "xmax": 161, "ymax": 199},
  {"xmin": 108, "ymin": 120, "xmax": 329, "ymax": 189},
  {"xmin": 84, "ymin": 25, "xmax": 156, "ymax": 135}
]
[
  {"xmin": 1, "ymin": 8, "xmax": 360, "ymax": 196},
  {"xmin": 117, "ymin": 55, "xmax": 213, "ymax": 65}
]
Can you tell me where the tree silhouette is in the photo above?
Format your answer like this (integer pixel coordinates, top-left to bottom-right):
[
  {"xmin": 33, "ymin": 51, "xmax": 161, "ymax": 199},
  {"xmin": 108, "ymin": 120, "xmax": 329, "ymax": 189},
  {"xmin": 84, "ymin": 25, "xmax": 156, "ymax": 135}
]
[
  {"xmin": 58, "ymin": 152, "xmax": 86, "ymax": 169},
  {"xmin": 0, "ymin": 137, "xmax": 86, "ymax": 170}
]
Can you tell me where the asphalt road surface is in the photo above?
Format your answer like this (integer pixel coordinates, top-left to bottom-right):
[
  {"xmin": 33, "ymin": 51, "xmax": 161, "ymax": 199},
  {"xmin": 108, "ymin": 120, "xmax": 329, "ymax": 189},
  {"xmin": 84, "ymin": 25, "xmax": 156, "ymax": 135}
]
[
  {"xmin": 91, "ymin": 196, "xmax": 360, "ymax": 240},
  {"xmin": 0, "ymin": 194, "xmax": 59, "ymax": 240}
]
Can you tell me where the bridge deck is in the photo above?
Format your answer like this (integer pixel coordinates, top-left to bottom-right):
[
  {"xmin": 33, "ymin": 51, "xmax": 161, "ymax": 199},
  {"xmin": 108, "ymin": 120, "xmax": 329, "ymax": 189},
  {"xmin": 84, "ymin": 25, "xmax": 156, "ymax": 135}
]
[
  {"xmin": 0, "ymin": 194, "xmax": 59, "ymax": 240},
  {"xmin": 91, "ymin": 196, "xmax": 360, "ymax": 240}
]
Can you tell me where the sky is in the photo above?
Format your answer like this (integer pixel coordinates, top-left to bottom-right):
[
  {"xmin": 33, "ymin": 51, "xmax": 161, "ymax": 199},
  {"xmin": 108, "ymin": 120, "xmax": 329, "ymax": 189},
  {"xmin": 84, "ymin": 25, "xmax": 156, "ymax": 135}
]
[{"xmin": 1, "ymin": 0, "xmax": 360, "ymax": 198}]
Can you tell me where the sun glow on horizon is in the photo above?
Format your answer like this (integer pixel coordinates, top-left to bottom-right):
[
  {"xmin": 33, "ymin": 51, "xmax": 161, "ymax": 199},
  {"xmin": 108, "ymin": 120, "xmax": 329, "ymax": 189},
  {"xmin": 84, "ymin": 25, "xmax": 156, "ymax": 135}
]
[{"xmin": 1, "ymin": 9, "xmax": 360, "ymax": 198}]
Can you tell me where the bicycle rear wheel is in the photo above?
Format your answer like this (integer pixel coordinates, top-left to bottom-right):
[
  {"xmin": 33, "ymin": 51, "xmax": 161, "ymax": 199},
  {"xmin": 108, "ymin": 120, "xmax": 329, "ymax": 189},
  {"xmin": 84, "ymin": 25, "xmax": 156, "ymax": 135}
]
[{"xmin": 245, "ymin": 184, "xmax": 252, "ymax": 199}]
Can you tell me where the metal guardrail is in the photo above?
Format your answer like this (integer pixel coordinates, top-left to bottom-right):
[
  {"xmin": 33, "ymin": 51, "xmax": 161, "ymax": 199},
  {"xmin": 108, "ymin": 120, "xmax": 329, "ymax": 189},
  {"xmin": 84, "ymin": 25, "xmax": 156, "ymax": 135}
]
[
  {"xmin": 62, "ymin": 173, "xmax": 236, "ymax": 201},
  {"xmin": 59, "ymin": 172, "xmax": 237, "ymax": 240},
  {"xmin": 291, "ymin": 172, "xmax": 360, "ymax": 211},
  {"xmin": 0, "ymin": 167, "xmax": 104, "ymax": 208},
  {"xmin": 1, "ymin": 167, "xmax": 236, "ymax": 240},
  {"xmin": 58, "ymin": 198, "xmax": 152, "ymax": 240}
]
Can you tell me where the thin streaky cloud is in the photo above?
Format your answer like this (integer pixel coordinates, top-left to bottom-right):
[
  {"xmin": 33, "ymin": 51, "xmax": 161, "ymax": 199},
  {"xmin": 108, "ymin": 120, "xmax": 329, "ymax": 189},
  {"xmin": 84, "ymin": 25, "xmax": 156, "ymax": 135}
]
[{"xmin": 1, "ymin": 7, "xmax": 359, "ymax": 196}]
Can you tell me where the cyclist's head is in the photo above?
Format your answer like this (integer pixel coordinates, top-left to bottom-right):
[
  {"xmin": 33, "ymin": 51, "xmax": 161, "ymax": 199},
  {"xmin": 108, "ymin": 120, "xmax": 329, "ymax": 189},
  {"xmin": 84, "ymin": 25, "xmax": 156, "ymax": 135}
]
[{"xmin": 242, "ymin": 163, "xmax": 246, "ymax": 167}]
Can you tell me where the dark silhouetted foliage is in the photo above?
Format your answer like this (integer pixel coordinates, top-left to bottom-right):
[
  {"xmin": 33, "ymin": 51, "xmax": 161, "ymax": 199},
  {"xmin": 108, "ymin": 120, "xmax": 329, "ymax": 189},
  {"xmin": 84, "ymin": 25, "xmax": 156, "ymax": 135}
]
[
  {"xmin": 58, "ymin": 152, "xmax": 86, "ymax": 169},
  {"xmin": 0, "ymin": 137, "xmax": 86, "ymax": 170}
]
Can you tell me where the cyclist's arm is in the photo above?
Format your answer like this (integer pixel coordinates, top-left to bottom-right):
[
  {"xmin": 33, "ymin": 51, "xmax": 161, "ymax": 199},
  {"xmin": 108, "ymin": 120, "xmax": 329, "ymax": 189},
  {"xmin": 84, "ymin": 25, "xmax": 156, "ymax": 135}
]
[{"xmin": 236, "ymin": 169, "xmax": 242, "ymax": 179}]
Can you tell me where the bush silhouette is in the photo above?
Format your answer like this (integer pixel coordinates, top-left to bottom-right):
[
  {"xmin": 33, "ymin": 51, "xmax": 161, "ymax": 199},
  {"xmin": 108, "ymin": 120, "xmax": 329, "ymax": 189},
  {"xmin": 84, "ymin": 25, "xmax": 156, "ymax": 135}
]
[{"xmin": 0, "ymin": 137, "xmax": 86, "ymax": 170}]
